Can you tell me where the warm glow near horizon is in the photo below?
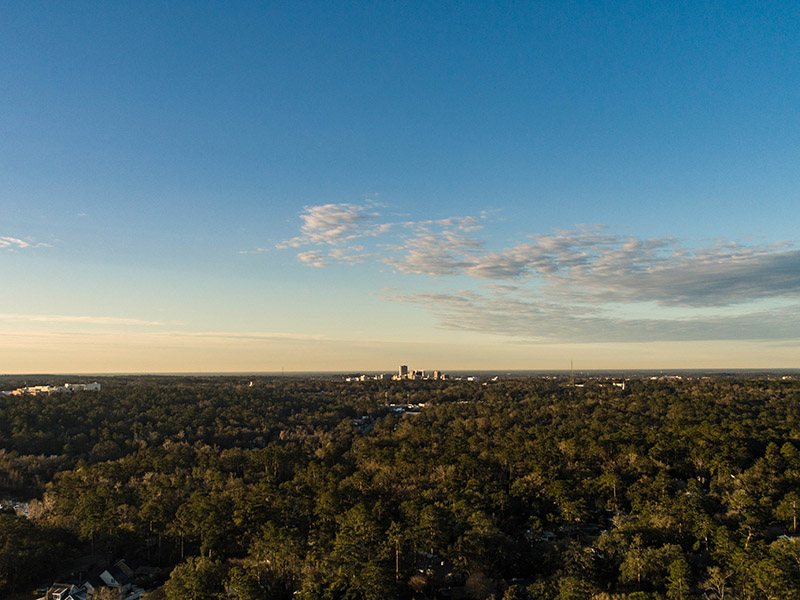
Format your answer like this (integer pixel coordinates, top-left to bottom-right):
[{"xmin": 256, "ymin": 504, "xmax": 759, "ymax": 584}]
[{"xmin": 2, "ymin": 330, "xmax": 799, "ymax": 375}]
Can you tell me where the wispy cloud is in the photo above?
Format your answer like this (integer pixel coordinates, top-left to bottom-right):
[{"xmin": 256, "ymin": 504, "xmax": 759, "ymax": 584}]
[
  {"xmin": 297, "ymin": 250, "xmax": 328, "ymax": 268},
  {"xmin": 0, "ymin": 328, "xmax": 328, "ymax": 341},
  {"xmin": 455, "ymin": 228, "xmax": 800, "ymax": 308},
  {"xmin": 0, "ymin": 314, "xmax": 164, "ymax": 326},
  {"xmin": 277, "ymin": 202, "xmax": 384, "ymax": 249},
  {"xmin": 276, "ymin": 203, "xmax": 800, "ymax": 342},
  {"xmin": 153, "ymin": 331, "xmax": 330, "ymax": 341},
  {"xmin": 384, "ymin": 230, "xmax": 484, "ymax": 276},
  {"xmin": 277, "ymin": 202, "xmax": 489, "ymax": 269},
  {"xmin": 381, "ymin": 288, "xmax": 800, "ymax": 343},
  {"xmin": 0, "ymin": 236, "xmax": 51, "ymax": 251}
]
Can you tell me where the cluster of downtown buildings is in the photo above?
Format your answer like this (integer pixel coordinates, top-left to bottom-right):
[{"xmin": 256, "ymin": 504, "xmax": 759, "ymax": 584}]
[
  {"xmin": 344, "ymin": 365, "xmax": 451, "ymax": 382},
  {"xmin": 395, "ymin": 364, "xmax": 446, "ymax": 380}
]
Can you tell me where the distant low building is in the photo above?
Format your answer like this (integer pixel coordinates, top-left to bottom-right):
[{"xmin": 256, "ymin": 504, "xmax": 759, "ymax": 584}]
[
  {"xmin": 64, "ymin": 382, "xmax": 102, "ymax": 392},
  {"xmin": 4, "ymin": 382, "xmax": 101, "ymax": 396}
]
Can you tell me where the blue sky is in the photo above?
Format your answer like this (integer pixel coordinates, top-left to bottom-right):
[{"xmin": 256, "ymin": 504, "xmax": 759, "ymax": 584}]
[{"xmin": 2, "ymin": 1, "xmax": 800, "ymax": 372}]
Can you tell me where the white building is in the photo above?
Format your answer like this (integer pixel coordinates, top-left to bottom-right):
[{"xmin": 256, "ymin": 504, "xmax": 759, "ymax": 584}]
[{"xmin": 4, "ymin": 382, "xmax": 101, "ymax": 396}]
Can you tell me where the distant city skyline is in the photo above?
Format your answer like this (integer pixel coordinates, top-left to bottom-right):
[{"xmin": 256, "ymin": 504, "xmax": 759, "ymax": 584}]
[{"xmin": 2, "ymin": 2, "xmax": 800, "ymax": 373}]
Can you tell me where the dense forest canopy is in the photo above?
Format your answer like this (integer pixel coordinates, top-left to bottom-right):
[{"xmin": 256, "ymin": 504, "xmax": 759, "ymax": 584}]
[{"xmin": 1, "ymin": 375, "xmax": 799, "ymax": 599}]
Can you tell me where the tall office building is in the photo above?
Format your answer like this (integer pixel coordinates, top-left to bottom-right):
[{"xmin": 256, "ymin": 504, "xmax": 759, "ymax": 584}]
[{"xmin": 399, "ymin": 365, "xmax": 408, "ymax": 378}]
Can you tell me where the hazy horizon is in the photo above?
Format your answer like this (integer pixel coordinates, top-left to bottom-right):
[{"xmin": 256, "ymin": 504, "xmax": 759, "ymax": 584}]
[{"xmin": 3, "ymin": 367, "xmax": 800, "ymax": 379}]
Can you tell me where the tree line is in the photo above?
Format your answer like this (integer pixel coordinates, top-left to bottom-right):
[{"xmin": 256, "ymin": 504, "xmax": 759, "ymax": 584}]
[{"xmin": 1, "ymin": 375, "xmax": 799, "ymax": 599}]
